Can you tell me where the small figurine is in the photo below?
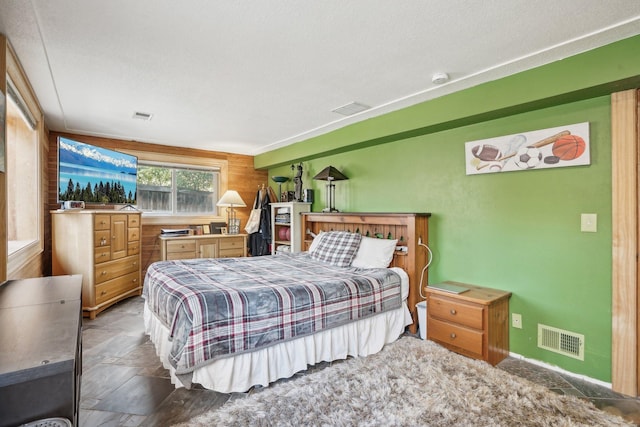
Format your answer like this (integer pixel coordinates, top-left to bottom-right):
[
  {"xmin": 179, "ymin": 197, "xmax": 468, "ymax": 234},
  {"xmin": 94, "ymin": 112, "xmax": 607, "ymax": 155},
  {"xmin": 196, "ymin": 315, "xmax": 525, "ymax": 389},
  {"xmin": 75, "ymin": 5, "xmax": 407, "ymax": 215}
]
[{"xmin": 293, "ymin": 163, "xmax": 303, "ymax": 201}]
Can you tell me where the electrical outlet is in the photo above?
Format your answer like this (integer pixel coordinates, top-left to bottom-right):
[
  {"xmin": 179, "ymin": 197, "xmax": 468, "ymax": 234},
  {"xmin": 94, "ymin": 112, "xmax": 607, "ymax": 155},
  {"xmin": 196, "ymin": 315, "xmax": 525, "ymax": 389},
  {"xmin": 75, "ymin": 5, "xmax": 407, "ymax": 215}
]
[{"xmin": 512, "ymin": 313, "xmax": 522, "ymax": 329}]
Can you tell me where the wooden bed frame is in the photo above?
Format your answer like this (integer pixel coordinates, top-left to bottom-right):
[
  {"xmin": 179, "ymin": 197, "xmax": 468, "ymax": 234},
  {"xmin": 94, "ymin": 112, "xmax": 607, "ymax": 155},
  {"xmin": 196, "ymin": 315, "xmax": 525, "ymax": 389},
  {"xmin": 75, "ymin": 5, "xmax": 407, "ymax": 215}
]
[{"xmin": 300, "ymin": 212, "xmax": 431, "ymax": 334}]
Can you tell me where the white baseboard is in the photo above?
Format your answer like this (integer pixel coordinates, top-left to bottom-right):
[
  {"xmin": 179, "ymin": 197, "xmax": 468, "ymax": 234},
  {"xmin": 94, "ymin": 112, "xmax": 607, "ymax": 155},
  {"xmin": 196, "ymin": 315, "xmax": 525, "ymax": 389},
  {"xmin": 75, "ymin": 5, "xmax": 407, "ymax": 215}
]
[{"xmin": 508, "ymin": 352, "xmax": 612, "ymax": 390}]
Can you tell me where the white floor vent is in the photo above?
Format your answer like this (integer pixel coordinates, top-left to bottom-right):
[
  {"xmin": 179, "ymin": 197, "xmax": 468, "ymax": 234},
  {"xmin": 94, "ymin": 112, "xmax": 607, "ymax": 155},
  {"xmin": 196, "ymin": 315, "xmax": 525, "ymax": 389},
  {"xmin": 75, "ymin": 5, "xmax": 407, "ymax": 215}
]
[{"xmin": 537, "ymin": 324, "xmax": 584, "ymax": 361}]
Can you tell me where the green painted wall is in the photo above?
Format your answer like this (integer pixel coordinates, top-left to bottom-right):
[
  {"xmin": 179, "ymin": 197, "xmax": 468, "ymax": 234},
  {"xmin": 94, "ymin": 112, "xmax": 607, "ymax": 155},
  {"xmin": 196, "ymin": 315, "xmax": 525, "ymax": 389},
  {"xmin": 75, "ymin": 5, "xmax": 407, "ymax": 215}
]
[{"xmin": 260, "ymin": 35, "xmax": 640, "ymax": 382}]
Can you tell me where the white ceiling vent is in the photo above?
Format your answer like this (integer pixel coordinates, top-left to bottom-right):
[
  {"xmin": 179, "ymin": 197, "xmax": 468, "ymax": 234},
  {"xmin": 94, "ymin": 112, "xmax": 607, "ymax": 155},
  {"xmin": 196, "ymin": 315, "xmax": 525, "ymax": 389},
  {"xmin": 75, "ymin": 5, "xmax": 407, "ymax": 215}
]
[
  {"xmin": 132, "ymin": 111, "xmax": 153, "ymax": 121},
  {"xmin": 537, "ymin": 324, "xmax": 584, "ymax": 361},
  {"xmin": 331, "ymin": 102, "xmax": 371, "ymax": 116}
]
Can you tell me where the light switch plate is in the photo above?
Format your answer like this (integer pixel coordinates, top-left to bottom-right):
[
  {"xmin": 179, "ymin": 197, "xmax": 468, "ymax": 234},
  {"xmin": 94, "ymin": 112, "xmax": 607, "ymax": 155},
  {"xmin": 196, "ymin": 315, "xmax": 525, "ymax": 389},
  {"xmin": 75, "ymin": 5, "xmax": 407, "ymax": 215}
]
[{"xmin": 581, "ymin": 213, "xmax": 597, "ymax": 232}]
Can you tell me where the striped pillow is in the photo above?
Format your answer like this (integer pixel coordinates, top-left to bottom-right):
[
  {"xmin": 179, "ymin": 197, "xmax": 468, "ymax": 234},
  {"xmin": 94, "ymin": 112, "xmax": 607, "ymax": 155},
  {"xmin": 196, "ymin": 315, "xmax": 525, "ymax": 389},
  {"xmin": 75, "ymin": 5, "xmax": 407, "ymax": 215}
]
[{"xmin": 309, "ymin": 231, "xmax": 362, "ymax": 268}]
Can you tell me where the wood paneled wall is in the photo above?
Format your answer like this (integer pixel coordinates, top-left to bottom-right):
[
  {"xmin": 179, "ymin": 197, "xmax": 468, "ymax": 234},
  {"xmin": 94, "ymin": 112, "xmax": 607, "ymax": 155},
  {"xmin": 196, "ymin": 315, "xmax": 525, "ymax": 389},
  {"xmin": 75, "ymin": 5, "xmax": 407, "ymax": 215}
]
[{"xmin": 47, "ymin": 132, "xmax": 267, "ymax": 276}]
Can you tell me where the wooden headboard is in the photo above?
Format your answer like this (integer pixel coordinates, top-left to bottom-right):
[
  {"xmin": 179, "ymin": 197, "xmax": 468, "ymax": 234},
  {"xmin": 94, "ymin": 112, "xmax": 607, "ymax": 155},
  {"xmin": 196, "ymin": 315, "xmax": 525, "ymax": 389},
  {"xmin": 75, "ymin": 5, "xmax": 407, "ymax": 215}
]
[{"xmin": 300, "ymin": 212, "xmax": 431, "ymax": 334}]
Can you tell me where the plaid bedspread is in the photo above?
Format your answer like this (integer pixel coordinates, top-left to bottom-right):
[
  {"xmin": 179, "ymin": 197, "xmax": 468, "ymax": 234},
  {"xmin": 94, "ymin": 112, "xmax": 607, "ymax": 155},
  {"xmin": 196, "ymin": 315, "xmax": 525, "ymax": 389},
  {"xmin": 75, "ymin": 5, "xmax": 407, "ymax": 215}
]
[{"xmin": 143, "ymin": 252, "xmax": 402, "ymax": 374}]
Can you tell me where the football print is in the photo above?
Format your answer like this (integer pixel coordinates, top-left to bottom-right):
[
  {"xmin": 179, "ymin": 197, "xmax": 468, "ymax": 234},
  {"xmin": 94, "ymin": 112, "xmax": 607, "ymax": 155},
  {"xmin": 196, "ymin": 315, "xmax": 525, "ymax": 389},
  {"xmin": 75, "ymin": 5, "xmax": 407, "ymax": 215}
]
[
  {"xmin": 514, "ymin": 146, "xmax": 542, "ymax": 169},
  {"xmin": 471, "ymin": 144, "xmax": 502, "ymax": 161}
]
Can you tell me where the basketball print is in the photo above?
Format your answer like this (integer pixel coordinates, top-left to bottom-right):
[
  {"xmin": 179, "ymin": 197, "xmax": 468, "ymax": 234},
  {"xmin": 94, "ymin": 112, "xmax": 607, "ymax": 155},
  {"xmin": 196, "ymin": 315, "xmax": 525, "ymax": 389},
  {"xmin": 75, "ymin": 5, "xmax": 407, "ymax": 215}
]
[{"xmin": 552, "ymin": 135, "xmax": 586, "ymax": 161}]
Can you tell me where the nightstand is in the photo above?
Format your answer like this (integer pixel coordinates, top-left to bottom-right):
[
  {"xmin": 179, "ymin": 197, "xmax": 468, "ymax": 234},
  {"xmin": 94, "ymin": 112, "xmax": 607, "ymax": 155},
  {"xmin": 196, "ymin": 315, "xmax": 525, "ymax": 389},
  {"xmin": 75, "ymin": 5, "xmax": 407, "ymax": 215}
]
[{"xmin": 426, "ymin": 281, "xmax": 511, "ymax": 366}]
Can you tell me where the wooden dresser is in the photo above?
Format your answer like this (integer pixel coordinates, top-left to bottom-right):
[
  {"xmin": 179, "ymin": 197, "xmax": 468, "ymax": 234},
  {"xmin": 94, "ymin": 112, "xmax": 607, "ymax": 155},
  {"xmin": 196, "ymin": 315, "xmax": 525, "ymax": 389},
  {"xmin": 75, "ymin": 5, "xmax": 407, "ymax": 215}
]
[
  {"xmin": 52, "ymin": 210, "xmax": 142, "ymax": 319},
  {"xmin": 301, "ymin": 212, "xmax": 430, "ymax": 334},
  {"xmin": 426, "ymin": 282, "xmax": 511, "ymax": 365},
  {"xmin": 160, "ymin": 233, "xmax": 247, "ymax": 260}
]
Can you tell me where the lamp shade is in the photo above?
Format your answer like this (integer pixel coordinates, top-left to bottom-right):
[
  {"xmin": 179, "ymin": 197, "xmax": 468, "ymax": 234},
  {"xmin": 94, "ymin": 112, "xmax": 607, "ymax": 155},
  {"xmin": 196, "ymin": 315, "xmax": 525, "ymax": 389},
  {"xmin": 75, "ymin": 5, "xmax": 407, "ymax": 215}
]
[
  {"xmin": 312, "ymin": 166, "xmax": 348, "ymax": 181},
  {"xmin": 216, "ymin": 190, "xmax": 247, "ymax": 207}
]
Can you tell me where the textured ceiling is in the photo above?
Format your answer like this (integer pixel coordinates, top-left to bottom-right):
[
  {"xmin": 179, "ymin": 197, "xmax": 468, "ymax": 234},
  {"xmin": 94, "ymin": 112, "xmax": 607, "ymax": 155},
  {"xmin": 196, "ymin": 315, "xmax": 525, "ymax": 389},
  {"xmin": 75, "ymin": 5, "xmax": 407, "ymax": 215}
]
[{"xmin": 1, "ymin": 1, "xmax": 639, "ymax": 155}]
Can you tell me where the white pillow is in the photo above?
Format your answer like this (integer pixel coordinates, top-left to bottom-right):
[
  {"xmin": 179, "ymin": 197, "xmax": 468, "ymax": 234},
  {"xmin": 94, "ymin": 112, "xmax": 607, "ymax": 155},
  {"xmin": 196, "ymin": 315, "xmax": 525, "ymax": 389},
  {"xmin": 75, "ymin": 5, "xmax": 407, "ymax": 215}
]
[
  {"xmin": 307, "ymin": 231, "xmax": 324, "ymax": 253},
  {"xmin": 351, "ymin": 236, "xmax": 398, "ymax": 269}
]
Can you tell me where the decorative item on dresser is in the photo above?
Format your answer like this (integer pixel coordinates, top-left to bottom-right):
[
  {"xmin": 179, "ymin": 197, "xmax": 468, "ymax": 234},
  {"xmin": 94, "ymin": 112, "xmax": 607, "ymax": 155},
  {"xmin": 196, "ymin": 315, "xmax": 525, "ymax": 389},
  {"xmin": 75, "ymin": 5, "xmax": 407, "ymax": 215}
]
[
  {"xmin": 425, "ymin": 281, "xmax": 512, "ymax": 365},
  {"xmin": 271, "ymin": 201, "xmax": 311, "ymax": 254},
  {"xmin": 300, "ymin": 212, "xmax": 431, "ymax": 334},
  {"xmin": 51, "ymin": 210, "xmax": 142, "ymax": 319},
  {"xmin": 0, "ymin": 275, "xmax": 82, "ymax": 427},
  {"xmin": 216, "ymin": 190, "xmax": 246, "ymax": 235},
  {"xmin": 159, "ymin": 233, "xmax": 247, "ymax": 260}
]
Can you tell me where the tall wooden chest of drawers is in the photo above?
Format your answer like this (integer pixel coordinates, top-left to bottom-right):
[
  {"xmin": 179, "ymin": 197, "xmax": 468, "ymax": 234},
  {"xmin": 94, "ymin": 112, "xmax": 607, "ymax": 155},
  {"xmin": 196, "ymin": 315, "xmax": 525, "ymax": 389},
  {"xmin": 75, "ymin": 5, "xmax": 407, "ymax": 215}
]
[
  {"xmin": 426, "ymin": 282, "xmax": 511, "ymax": 366},
  {"xmin": 52, "ymin": 210, "xmax": 142, "ymax": 319}
]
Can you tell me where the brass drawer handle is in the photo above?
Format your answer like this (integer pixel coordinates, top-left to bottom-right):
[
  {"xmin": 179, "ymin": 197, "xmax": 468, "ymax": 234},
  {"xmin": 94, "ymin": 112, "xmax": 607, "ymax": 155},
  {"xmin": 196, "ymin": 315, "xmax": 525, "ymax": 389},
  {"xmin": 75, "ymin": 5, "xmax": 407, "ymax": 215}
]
[
  {"xmin": 450, "ymin": 309, "xmax": 457, "ymax": 315},
  {"xmin": 450, "ymin": 333, "xmax": 456, "ymax": 339}
]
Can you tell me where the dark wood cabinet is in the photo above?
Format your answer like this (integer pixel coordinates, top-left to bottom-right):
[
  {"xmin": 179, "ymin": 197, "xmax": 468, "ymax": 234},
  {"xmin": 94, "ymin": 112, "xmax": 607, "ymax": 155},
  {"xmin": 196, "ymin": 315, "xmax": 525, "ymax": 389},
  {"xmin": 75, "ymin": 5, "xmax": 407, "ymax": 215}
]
[{"xmin": 0, "ymin": 275, "xmax": 82, "ymax": 427}]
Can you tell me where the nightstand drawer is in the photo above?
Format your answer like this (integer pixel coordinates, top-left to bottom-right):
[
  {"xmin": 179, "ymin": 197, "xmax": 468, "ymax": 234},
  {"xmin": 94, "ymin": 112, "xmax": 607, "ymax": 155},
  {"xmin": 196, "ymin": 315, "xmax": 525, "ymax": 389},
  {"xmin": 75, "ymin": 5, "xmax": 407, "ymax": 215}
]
[
  {"xmin": 428, "ymin": 295, "xmax": 484, "ymax": 329},
  {"xmin": 428, "ymin": 317, "xmax": 483, "ymax": 356}
]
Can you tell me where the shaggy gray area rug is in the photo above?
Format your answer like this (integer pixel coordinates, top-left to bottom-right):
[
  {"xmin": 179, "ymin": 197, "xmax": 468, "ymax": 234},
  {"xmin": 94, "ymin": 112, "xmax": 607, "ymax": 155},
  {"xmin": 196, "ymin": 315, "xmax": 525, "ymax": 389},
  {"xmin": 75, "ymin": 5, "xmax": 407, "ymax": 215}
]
[{"xmin": 174, "ymin": 337, "xmax": 631, "ymax": 426}]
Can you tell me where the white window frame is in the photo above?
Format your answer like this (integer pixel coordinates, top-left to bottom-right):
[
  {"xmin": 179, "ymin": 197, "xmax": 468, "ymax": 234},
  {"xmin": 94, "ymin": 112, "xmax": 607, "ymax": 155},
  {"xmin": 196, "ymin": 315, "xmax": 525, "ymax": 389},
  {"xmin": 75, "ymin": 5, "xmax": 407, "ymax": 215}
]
[
  {"xmin": 137, "ymin": 160, "xmax": 221, "ymax": 216},
  {"xmin": 118, "ymin": 150, "xmax": 230, "ymax": 226},
  {"xmin": 5, "ymin": 45, "xmax": 44, "ymax": 277}
]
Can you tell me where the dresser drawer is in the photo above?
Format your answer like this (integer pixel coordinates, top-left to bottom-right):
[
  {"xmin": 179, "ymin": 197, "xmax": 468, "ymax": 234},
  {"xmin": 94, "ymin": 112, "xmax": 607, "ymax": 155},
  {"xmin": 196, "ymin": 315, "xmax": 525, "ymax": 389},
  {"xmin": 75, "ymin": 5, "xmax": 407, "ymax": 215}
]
[
  {"xmin": 94, "ymin": 255, "xmax": 139, "ymax": 284},
  {"xmin": 94, "ymin": 230, "xmax": 110, "ymax": 248},
  {"xmin": 128, "ymin": 227, "xmax": 140, "ymax": 241},
  {"xmin": 219, "ymin": 237, "xmax": 244, "ymax": 250},
  {"xmin": 428, "ymin": 295, "xmax": 484, "ymax": 330},
  {"xmin": 167, "ymin": 251, "xmax": 197, "ymax": 260},
  {"xmin": 94, "ymin": 246, "xmax": 111, "ymax": 264},
  {"xmin": 95, "ymin": 271, "xmax": 140, "ymax": 305},
  {"xmin": 218, "ymin": 248, "xmax": 244, "ymax": 258},
  {"xmin": 128, "ymin": 215, "xmax": 140, "ymax": 228},
  {"xmin": 94, "ymin": 214, "xmax": 111, "ymax": 230},
  {"xmin": 128, "ymin": 241, "xmax": 140, "ymax": 256},
  {"xmin": 166, "ymin": 239, "xmax": 196, "ymax": 253},
  {"xmin": 428, "ymin": 317, "xmax": 484, "ymax": 357}
]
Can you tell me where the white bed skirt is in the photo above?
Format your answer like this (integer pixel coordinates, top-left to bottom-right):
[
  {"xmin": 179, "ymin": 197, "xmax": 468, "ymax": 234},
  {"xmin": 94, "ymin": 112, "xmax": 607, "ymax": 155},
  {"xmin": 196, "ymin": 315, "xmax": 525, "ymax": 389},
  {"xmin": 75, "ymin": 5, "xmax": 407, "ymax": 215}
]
[{"xmin": 144, "ymin": 301, "xmax": 412, "ymax": 393}]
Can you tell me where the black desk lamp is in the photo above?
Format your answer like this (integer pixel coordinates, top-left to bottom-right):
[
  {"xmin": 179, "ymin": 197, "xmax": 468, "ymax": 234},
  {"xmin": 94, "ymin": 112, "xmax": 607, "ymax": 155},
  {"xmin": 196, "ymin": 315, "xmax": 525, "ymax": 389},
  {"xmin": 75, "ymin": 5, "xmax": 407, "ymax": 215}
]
[{"xmin": 313, "ymin": 166, "xmax": 348, "ymax": 212}]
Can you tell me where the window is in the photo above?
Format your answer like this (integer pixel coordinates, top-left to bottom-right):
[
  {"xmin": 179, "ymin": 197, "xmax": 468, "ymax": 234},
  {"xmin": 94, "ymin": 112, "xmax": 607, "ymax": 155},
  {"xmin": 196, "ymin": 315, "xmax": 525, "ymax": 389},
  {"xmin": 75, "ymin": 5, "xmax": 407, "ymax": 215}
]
[
  {"xmin": 6, "ymin": 81, "xmax": 40, "ymax": 257},
  {"xmin": 137, "ymin": 163, "xmax": 220, "ymax": 215}
]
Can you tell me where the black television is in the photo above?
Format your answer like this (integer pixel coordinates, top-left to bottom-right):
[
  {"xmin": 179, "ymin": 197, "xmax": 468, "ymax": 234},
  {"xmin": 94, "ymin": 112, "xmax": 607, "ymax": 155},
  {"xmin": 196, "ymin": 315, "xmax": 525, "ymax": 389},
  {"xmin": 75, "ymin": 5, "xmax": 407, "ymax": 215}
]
[{"xmin": 57, "ymin": 137, "xmax": 138, "ymax": 205}]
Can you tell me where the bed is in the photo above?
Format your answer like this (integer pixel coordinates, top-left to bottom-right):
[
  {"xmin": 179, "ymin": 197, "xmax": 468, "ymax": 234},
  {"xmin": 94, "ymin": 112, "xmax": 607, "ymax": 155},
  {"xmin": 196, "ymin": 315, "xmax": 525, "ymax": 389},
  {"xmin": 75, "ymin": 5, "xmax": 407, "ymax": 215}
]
[{"xmin": 143, "ymin": 212, "xmax": 430, "ymax": 393}]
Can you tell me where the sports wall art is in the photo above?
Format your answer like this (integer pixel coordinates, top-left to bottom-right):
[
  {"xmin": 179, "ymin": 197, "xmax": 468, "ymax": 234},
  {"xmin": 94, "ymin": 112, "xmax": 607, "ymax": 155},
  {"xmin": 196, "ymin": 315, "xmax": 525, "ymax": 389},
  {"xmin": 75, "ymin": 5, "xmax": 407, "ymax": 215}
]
[{"xmin": 465, "ymin": 122, "xmax": 590, "ymax": 175}]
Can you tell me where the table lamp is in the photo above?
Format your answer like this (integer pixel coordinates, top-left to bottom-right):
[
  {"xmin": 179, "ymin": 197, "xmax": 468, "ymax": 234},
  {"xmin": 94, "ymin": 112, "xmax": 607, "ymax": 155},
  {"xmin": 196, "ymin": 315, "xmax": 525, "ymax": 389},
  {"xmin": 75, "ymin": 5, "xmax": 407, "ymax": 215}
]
[
  {"xmin": 216, "ymin": 190, "xmax": 246, "ymax": 234},
  {"xmin": 313, "ymin": 166, "xmax": 348, "ymax": 212}
]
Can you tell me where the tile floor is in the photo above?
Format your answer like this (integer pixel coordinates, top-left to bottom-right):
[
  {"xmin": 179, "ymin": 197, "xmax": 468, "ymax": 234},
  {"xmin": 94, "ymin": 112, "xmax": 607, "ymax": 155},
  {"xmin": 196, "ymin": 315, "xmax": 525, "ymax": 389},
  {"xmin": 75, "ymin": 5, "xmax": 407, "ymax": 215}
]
[{"xmin": 80, "ymin": 297, "xmax": 640, "ymax": 426}]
